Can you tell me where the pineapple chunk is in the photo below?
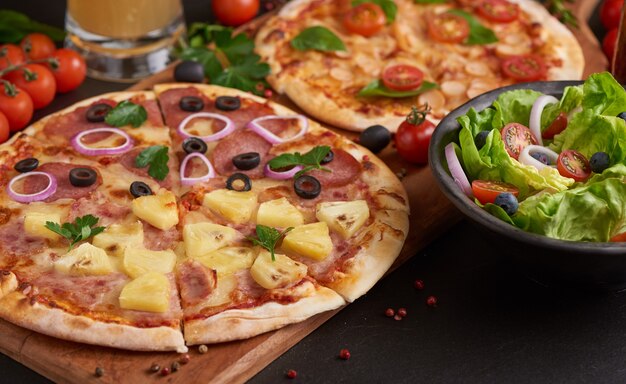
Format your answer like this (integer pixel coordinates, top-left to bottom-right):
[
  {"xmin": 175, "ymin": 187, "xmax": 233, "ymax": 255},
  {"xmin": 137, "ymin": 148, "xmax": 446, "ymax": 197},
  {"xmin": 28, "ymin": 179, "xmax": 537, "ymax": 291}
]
[
  {"xmin": 24, "ymin": 211, "xmax": 63, "ymax": 241},
  {"xmin": 250, "ymin": 250, "xmax": 308, "ymax": 289},
  {"xmin": 205, "ymin": 274, "xmax": 238, "ymax": 307},
  {"xmin": 282, "ymin": 222, "xmax": 333, "ymax": 261},
  {"xmin": 122, "ymin": 248, "xmax": 176, "ymax": 278},
  {"xmin": 92, "ymin": 221, "xmax": 144, "ymax": 257},
  {"xmin": 131, "ymin": 189, "xmax": 179, "ymax": 230},
  {"xmin": 256, "ymin": 198, "xmax": 304, "ymax": 228},
  {"xmin": 119, "ymin": 272, "xmax": 170, "ymax": 313},
  {"xmin": 316, "ymin": 200, "xmax": 370, "ymax": 239},
  {"xmin": 195, "ymin": 247, "xmax": 256, "ymax": 276},
  {"xmin": 202, "ymin": 189, "xmax": 257, "ymax": 224},
  {"xmin": 183, "ymin": 222, "xmax": 238, "ymax": 259},
  {"xmin": 54, "ymin": 243, "xmax": 113, "ymax": 276}
]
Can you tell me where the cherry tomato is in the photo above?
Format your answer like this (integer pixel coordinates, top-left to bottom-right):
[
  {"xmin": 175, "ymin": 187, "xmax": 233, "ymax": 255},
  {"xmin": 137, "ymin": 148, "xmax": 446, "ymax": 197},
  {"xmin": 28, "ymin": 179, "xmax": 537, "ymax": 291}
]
[
  {"xmin": 212, "ymin": 0, "xmax": 260, "ymax": 27},
  {"xmin": 381, "ymin": 65, "xmax": 424, "ymax": 91},
  {"xmin": 427, "ymin": 13, "xmax": 470, "ymax": 44},
  {"xmin": 0, "ymin": 83, "xmax": 34, "ymax": 132},
  {"xmin": 4, "ymin": 64, "xmax": 56, "ymax": 110},
  {"xmin": 20, "ymin": 33, "xmax": 56, "ymax": 60},
  {"xmin": 542, "ymin": 111, "xmax": 568, "ymax": 139},
  {"xmin": 0, "ymin": 44, "xmax": 25, "ymax": 72},
  {"xmin": 471, "ymin": 180, "xmax": 519, "ymax": 205},
  {"xmin": 610, "ymin": 232, "xmax": 626, "ymax": 242},
  {"xmin": 394, "ymin": 106, "xmax": 436, "ymax": 164},
  {"xmin": 600, "ymin": 0, "xmax": 624, "ymax": 30},
  {"xmin": 477, "ymin": 0, "xmax": 520, "ymax": 23},
  {"xmin": 343, "ymin": 3, "xmax": 386, "ymax": 37},
  {"xmin": 603, "ymin": 28, "xmax": 618, "ymax": 62},
  {"xmin": 48, "ymin": 48, "xmax": 86, "ymax": 93},
  {"xmin": 501, "ymin": 122, "xmax": 537, "ymax": 160},
  {"xmin": 557, "ymin": 149, "xmax": 591, "ymax": 182},
  {"xmin": 501, "ymin": 54, "xmax": 547, "ymax": 82},
  {"xmin": 0, "ymin": 111, "xmax": 9, "ymax": 144}
]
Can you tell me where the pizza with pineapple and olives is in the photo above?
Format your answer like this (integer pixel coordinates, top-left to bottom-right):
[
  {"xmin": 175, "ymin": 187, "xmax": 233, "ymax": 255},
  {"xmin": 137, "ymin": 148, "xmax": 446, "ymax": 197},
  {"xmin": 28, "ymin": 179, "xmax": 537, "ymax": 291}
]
[{"xmin": 0, "ymin": 83, "xmax": 409, "ymax": 352}]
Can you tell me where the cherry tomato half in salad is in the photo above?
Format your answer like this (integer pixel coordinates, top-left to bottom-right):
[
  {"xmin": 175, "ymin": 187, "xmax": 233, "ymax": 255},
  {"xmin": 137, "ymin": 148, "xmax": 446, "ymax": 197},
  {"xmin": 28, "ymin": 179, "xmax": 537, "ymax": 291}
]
[
  {"xmin": 212, "ymin": 0, "xmax": 260, "ymax": 27},
  {"xmin": 542, "ymin": 111, "xmax": 568, "ymax": 139},
  {"xmin": 610, "ymin": 232, "xmax": 626, "ymax": 242},
  {"xmin": 471, "ymin": 180, "xmax": 520, "ymax": 205},
  {"xmin": 600, "ymin": 0, "xmax": 624, "ymax": 30},
  {"xmin": 0, "ymin": 44, "xmax": 25, "ymax": 72},
  {"xmin": 557, "ymin": 149, "xmax": 591, "ymax": 182},
  {"xmin": 48, "ymin": 48, "xmax": 86, "ymax": 93},
  {"xmin": 427, "ymin": 13, "xmax": 470, "ymax": 44},
  {"xmin": 0, "ymin": 83, "xmax": 34, "ymax": 132},
  {"xmin": 501, "ymin": 54, "xmax": 547, "ymax": 82},
  {"xmin": 394, "ymin": 105, "xmax": 435, "ymax": 164},
  {"xmin": 20, "ymin": 33, "xmax": 56, "ymax": 60},
  {"xmin": 4, "ymin": 64, "xmax": 56, "ymax": 110},
  {"xmin": 477, "ymin": 0, "xmax": 520, "ymax": 23},
  {"xmin": 501, "ymin": 122, "xmax": 537, "ymax": 160},
  {"xmin": 382, "ymin": 65, "xmax": 424, "ymax": 91},
  {"xmin": 343, "ymin": 3, "xmax": 386, "ymax": 37}
]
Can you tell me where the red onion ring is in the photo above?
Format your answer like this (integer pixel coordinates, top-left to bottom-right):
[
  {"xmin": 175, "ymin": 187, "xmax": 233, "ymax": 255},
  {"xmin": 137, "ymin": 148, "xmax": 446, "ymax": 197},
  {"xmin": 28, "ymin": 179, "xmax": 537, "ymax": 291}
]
[
  {"xmin": 444, "ymin": 143, "xmax": 472, "ymax": 198},
  {"xmin": 7, "ymin": 171, "xmax": 57, "ymax": 203},
  {"xmin": 178, "ymin": 113, "xmax": 235, "ymax": 142},
  {"xmin": 71, "ymin": 128, "xmax": 134, "ymax": 156},
  {"xmin": 246, "ymin": 115, "xmax": 308, "ymax": 145},
  {"xmin": 529, "ymin": 95, "xmax": 558, "ymax": 146},
  {"xmin": 519, "ymin": 145, "xmax": 558, "ymax": 171},
  {"xmin": 264, "ymin": 163, "xmax": 304, "ymax": 180},
  {"xmin": 180, "ymin": 152, "xmax": 216, "ymax": 186}
]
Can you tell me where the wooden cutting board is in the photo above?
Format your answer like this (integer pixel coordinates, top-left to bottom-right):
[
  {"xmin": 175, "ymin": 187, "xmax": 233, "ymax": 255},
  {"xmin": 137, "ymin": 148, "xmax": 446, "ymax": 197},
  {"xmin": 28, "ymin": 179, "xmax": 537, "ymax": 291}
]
[{"xmin": 0, "ymin": 1, "xmax": 608, "ymax": 383}]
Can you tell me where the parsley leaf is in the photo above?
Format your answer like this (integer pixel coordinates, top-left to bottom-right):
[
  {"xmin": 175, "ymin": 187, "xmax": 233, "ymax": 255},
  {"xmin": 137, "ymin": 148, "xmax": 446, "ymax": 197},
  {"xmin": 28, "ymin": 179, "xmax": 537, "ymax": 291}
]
[
  {"xmin": 352, "ymin": 0, "xmax": 398, "ymax": 23},
  {"xmin": 447, "ymin": 10, "xmax": 498, "ymax": 45},
  {"xmin": 247, "ymin": 225, "xmax": 294, "ymax": 261},
  {"xmin": 291, "ymin": 27, "xmax": 347, "ymax": 52},
  {"xmin": 358, "ymin": 79, "xmax": 438, "ymax": 98},
  {"xmin": 268, "ymin": 145, "xmax": 332, "ymax": 178},
  {"xmin": 45, "ymin": 215, "xmax": 106, "ymax": 251},
  {"xmin": 212, "ymin": 54, "xmax": 270, "ymax": 92},
  {"xmin": 135, "ymin": 145, "xmax": 170, "ymax": 181},
  {"xmin": 104, "ymin": 100, "xmax": 148, "ymax": 128}
]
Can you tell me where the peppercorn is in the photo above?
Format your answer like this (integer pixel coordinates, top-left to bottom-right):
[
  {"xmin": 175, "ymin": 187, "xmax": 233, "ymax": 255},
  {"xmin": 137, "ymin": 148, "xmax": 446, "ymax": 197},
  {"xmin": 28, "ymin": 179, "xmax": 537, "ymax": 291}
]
[
  {"xmin": 149, "ymin": 363, "xmax": 160, "ymax": 373},
  {"xmin": 339, "ymin": 348, "xmax": 351, "ymax": 360},
  {"xmin": 94, "ymin": 367, "xmax": 104, "ymax": 378},
  {"xmin": 179, "ymin": 354, "xmax": 191, "ymax": 364},
  {"xmin": 171, "ymin": 361, "xmax": 180, "ymax": 372},
  {"xmin": 397, "ymin": 308, "xmax": 407, "ymax": 318},
  {"xmin": 160, "ymin": 367, "xmax": 170, "ymax": 376},
  {"xmin": 286, "ymin": 369, "xmax": 297, "ymax": 379},
  {"xmin": 385, "ymin": 308, "xmax": 395, "ymax": 317},
  {"xmin": 426, "ymin": 295, "xmax": 437, "ymax": 307},
  {"xmin": 198, "ymin": 344, "xmax": 208, "ymax": 354},
  {"xmin": 414, "ymin": 279, "xmax": 425, "ymax": 290}
]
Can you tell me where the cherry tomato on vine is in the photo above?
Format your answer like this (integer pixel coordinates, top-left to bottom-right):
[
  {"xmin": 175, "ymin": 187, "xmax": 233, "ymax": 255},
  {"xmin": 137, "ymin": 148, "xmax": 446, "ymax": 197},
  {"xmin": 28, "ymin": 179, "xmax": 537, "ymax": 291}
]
[
  {"xmin": 542, "ymin": 111, "xmax": 568, "ymax": 139},
  {"xmin": 603, "ymin": 28, "xmax": 618, "ymax": 62},
  {"xmin": 501, "ymin": 54, "xmax": 547, "ymax": 82},
  {"xmin": 48, "ymin": 48, "xmax": 86, "ymax": 93},
  {"xmin": 0, "ymin": 44, "xmax": 25, "ymax": 72},
  {"xmin": 382, "ymin": 65, "xmax": 424, "ymax": 91},
  {"xmin": 4, "ymin": 64, "xmax": 56, "ymax": 110},
  {"xmin": 343, "ymin": 3, "xmax": 386, "ymax": 37},
  {"xmin": 471, "ymin": 180, "xmax": 519, "ymax": 205},
  {"xmin": 20, "ymin": 33, "xmax": 56, "ymax": 60},
  {"xmin": 0, "ymin": 83, "xmax": 34, "ymax": 132},
  {"xmin": 501, "ymin": 122, "xmax": 537, "ymax": 160},
  {"xmin": 394, "ymin": 105, "xmax": 435, "ymax": 164},
  {"xmin": 557, "ymin": 149, "xmax": 591, "ymax": 182},
  {"xmin": 0, "ymin": 112, "xmax": 9, "ymax": 144},
  {"xmin": 427, "ymin": 13, "xmax": 470, "ymax": 44},
  {"xmin": 477, "ymin": 0, "xmax": 520, "ymax": 23},
  {"xmin": 212, "ymin": 0, "xmax": 260, "ymax": 27},
  {"xmin": 600, "ymin": 0, "xmax": 624, "ymax": 30}
]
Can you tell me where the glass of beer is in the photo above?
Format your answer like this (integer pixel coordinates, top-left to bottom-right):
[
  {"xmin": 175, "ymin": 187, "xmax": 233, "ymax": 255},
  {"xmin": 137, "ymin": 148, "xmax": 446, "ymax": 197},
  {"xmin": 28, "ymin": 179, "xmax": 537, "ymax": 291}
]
[{"xmin": 65, "ymin": 0, "xmax": 185, "ymax": 82}]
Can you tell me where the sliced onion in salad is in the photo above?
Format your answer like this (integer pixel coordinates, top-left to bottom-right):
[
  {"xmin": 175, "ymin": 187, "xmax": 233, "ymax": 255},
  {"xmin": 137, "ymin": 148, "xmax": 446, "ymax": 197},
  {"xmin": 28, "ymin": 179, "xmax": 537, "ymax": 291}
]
[
  {"xmin": 179, "ymin": 152, "xmax": 216, "ymax": 186},
  {"xmin": 247, "ymin": 115, "xmax": 308, "ymax": 145},
  {"xmin": 444, "ymin": 143, "xmax": 472, "ymax": 197},
  {"xmin": 264, "ymin": 163, "xmax": 304, "ymax": 180},
  {"xmin": 519, "ymin": 145, "xmax": 559, "ymax": 171},
  {"xmin": 178, "ymin": 113, "xmax": 235, "ymax": 142},
  {"xmin": 7, "ymin": 171, "xmax": 57, "ymax": 203},
  {"xmin": 529, "ymin": 95, "xmax": 559, "ymax": 146},
  {"xmin": 71, "ymin": 128, "xmax": 134, "ymax": 156}
]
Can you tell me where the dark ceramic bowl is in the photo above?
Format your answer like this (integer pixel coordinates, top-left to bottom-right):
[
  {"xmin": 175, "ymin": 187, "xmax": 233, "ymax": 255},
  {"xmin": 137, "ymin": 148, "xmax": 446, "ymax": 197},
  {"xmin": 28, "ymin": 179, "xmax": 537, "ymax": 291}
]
[{"xmin": 429, "ymin": 81, "xmax": 626, "ymax": 291}]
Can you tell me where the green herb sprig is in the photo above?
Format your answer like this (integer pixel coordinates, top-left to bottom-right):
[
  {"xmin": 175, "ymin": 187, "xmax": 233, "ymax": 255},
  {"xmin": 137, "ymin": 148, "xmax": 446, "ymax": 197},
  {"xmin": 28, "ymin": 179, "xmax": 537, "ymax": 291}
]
[
  {"xmin": 247, "ymin": 225, "xmax": 293, "ymax": 261},
  {"xmin": 135, "ymin": 145, "xmax": 170, "ymax": 181},
  {"xmin": 105, "ymin": 100, "xmax": 148, "ymax": 128},
  {"xmin": 541, "ymin": 0, "xmax": 578, "ymax": 28},
  {"xmin": 45, "ymin": 215, "xmax": 106, "ymax": 251},
  {"xmin": 268, "ymin": 145, "xmax": 332, "ymax": 178},
  {"xmin": 0, "ymin": 10, "xmax": 65, "ymax": 44},
  {"xmin": 358, "ymin": 79, "xmax": 438, "ymax": 98},
  {"xmin": 290, "ymin": 26, "xmax": 346, "ymax": 52}
]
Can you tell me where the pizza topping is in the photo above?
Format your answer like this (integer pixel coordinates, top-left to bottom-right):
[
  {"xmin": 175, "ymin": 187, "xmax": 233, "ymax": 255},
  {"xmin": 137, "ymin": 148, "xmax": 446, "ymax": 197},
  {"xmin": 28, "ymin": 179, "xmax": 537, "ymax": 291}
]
[
  {"xmin": 232, "ymin": 152, "xmax": 261, "ymax": 170},
  {"xmin": 381, "ymin": 65, "xmax": 424, "ymax": 92},
  {"xmin": 320, "ymin": 150, "xmax": 334, "ymax": 165},
  {"xmin": 501, "ymin": 54, "xmax": 547, "ymax": 82},
  {"xmin": 358, "ymin": 78, "xmax": 438, "ymax": 98},
  {"xmin": 477, "ymin": 0, "xmax": 519, "ymax": 23},
  {"xmin": 215, "ymin": 96, "xmax": 241, "ymax": 111},
  {"xmin": 359, "ymin": 125, "xmax": 391, "ymax": 154},
  {"xmin": 129, "ymin": 181, "xmax": 153, "ymax": 198},
  {"xmin": 246, "ymin": 115, "xmax": 308, "ymax": 145},
  {"xmin": 204, "ymin": 188, "xmax": 258, "ymax": 223},
  {"xmin": 293, "ymin": 175, "xmax": 322, "ymax": 200},
  {"xmin": 291, "ymin": 26, "xmax": 347, "ymax": 52},
  {"xmin": 71, "ymin": 127, "xmax": 135, "ymax": 156},
  {"xmin": 446, "ymin": 10, "xmax": 498, "ymax": 45},
  {"xmin": 180, "ymin": 152, "xmax": 216, "ymax": 186},
  {"xmin": 179, "ymin": 96, "xmax": 205, "ymax": 112},
  {"xmin": 264, "ymin": 163, "xmax": 304, "ymax": 180},
  {"xmin": 182, "ymin": 137, "xmax": 207, "ymax": 155},
  {"xmin": 282, "ymin": 222, "xmax": 333, "ymax": 260},
  {"xmin": 427, "ymin": 13, "xmax": 470, "ymax": 44},
  {"xmin": 178, "ymin": 112, "xmax": 235, "ymax": 142},
  {"xmin": 22, "ymin": 163, "xmax": 102, "ymax": 202},
  {"xmin": 135, "ymin": 145, "xmax": 170, "ymax": 181},
  {"xmin": 257, "ymin": 198, "xmax": 304, "ymax": 228},
  {"xmin": 250, "ymin": 250, "xmax": 307, "ymax": 289},
  {"xmin": 343, "ymin": 3, "xmax": 386, "ymax": 37},
  {"xmin": 69, "ymin": 167, "xmax": 98, "ymax": 188},
  {"xmin": 45, "ymin": 214, "xmax": 106, "ymax": 251},
  {"xmin": 267, "ymin": 145, "xmax": 332, "ymax": 180},
  {"xmin": 132, "ymin": 190, "xmax": 179, "ymax": 231},
  {"xmin": 102, "ymin": 100, "xmax": 148, "ymax": 128},
  {"xmin": 316, "ymin": 200, "xmax": 370, "ymax": 239},
  {"xmin": 13, "ymin": 157, "xmax": 39, "ymax": 173},
  {"xmin": 226, "ymin": 173, "xmax": 252, "ymax": 192},
  {"xmin": 85, "ymin": 103, "xmax": 113, "ymax": 123},
  {"xmin": 177, "ymin": 259, "xmax": 217, "ymax": 306},
  {"xmin": 7, "ymin": 171, "xmax": 57, "ymax": 203},
  {"xmin": 54, "ymin": 243, "xmax": 113, "ymax": 276},
  {"xmin": 307, "ymin": 149, "xmax": 361, "ymax": 187},
  {"xmin": 119, "ymin": 272, "xmax": 171, "ymax": 313},
  {"xmin": 122, "ymin": 248, "xmax": 176, "ymax": 278},
  {"xmin": 248, "ymin": 224, "xmax": 293, "ymax": 261},
  {"xmin": 212, "ymin": 130, "xmax": 272, "ymax": 178}
]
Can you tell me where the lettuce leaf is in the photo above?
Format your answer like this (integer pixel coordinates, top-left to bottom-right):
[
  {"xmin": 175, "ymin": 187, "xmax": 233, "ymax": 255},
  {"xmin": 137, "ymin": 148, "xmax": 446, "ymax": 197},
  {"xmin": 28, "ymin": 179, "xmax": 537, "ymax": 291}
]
[
  {"xmin": 582, "ymin": 71, "xmax": 626, "ymax": 116},
  {"xmin": 491, "ymin": 89, "xmax": 543, "ymax": 129},
  {"xmin": 540, "ymin": 84, "xmax": 583, "ymax": 130}
]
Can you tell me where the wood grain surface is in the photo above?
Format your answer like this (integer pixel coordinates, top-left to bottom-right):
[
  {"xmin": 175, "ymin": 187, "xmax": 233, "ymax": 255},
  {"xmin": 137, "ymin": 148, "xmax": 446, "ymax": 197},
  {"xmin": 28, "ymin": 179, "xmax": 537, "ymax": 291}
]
[{"xmin": 0, "ymin": 1, "xmax": 608, "ymax": 383}]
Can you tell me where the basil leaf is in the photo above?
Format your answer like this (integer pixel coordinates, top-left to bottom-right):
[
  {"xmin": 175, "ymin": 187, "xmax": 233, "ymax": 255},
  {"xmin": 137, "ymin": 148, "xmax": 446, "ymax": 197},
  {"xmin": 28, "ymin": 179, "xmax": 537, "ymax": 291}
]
[
  {"xmin": 352, "ymin": 0, "xmax": 398, "ymax": 23},
  {"xmin": 291, "ymin": 26, "xmax": 346, "ymax": 52},
  {"xmin": 447, "ymin": 9, "xmax": 498, "ymax": 45},
  {"xmin": 135, "ymin": 145, "xmax": 170, "ymax": 181},
  {"xmin": 358, "ymin": 79, "xmax": 438, "ymax": 98},
  {"xmin": 0, "ymin": 10, "xmax": 65, "ymax": 43},
  {"xmin": 104, "ymin": 100, "xmax": 147, "ymax": 128}
]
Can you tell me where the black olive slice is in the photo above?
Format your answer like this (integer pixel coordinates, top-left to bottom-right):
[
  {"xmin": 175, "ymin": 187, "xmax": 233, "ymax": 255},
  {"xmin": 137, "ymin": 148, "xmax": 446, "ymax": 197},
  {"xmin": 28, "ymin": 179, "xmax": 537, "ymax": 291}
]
[
  {"xmin": 226, "ymin": 173, "xmax": 252, "ymax": 192},
  {"xmin": 69, "ymin": 168, "xmax": 98, "ymax": 187},
  {"xmin": 232, "ymin": 152, "xmax": 261, "ymax": 170},
  {"xmin": 130, "ymin": 181, "xmax": 153, "ymax": 198},
  {"xmin": 294, "ymin": 175, "xmax": 321, "ymax": 199},
  {"xmin": 215, "ymin": 96, "xmax": 241, "ymax": 111},
  {"xmin": 14, "ymin": 158, "xmax": 39, "ymax": 173},
  {"xmin": 320, "ymin": 150, "xmax": 334, "ymax": 165},
  {"xmin": 86, "ymin": 103, "xmax": 113, "ymax": 123},
  {"xmin": 179, "ymin": 96, "xmax": 204, "ymax": 112},
  {"xmin": 182, "ymin": 137, "xmax": 208, "ymax": 154}
]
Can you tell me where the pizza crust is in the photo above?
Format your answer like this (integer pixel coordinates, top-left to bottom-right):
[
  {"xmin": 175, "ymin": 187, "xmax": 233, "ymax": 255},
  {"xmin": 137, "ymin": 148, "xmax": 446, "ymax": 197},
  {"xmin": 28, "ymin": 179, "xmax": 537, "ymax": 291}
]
[{"xmin": 0, "ymin": 271, "xmax": 17, "ymax": 299}]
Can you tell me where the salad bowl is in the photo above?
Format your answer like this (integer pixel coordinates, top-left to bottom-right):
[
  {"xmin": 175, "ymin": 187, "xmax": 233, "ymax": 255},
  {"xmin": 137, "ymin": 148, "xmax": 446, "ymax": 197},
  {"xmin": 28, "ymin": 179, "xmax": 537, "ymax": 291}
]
[{"xmin": 429, "ymin": 77, "xmax": 626, "ymax": 291}]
